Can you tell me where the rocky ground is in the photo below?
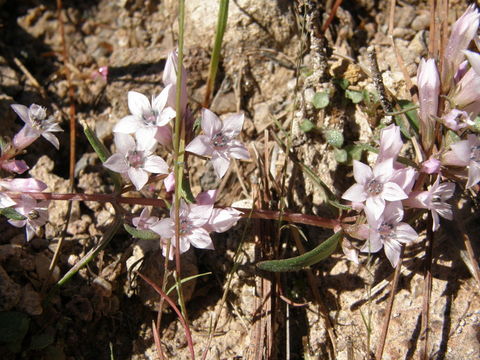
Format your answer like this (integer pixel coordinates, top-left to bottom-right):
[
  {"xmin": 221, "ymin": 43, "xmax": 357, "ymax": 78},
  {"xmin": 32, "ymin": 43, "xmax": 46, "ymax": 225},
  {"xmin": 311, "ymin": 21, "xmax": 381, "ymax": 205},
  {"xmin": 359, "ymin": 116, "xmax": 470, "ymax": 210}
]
[{"xmin": 0, "ymin": 1, "xmax": 479, "ymax": 359}]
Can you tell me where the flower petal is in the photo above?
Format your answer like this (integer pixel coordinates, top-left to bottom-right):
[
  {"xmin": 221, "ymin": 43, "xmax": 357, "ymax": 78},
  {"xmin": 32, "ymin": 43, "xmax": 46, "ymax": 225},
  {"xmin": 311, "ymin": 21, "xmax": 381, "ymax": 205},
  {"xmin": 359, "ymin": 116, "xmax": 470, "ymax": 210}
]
[
  {"xmin": 143, "ymin": 155, "xmax": 169, "ymax": 174},
  {"xmin": 128, "ymin": 167, "xmax": 149, "ymax": 190},
  {"xmin": 342, "ymin": 183, "xmax": 367, "ymax": 202},
  {"xmin": 352, "ymin": 160, "xmax": 372, "ymax": 185},
  {"xmin": 382, "ymin": 182, "xmax": 408, "ymax": 201},
  {"xmin": 128, "ymin": 91, "xmax": 151, "ymax": 117},
  {"xmin": 185, "ymin": 135, "xmax": 214, "ymax": 156},
  {"xmin": 103, "ymin": 154, "xmax": 129, "ymax": 173},
  {"xmin": 384, "ymin": 240, "xmax": 402, "ymax": 267},
  {"xmin": 11, "ymin": 104, "xmax": 30, "ymax": 125},
  {"xmin": 150, "ymin": 218, "xmax": 175, "ymax": 238},
  {"xmin": 187, "ymin": 228, "xmax": 214, "ymax": 249},
  {"xmin": 114, "ymin": 115, "xmax": 141, "ymax": 134},
  {"xmin": 202, "ymin": 108, "xmax": 222, "ymax": 138},
  {"xmin": 211, "ymin": 152, "xmax": 231, "ymax": 178},
  {"xmin": 42, "ymin": 132, "xmax": 60, "ymax": 150},
  {"xmin": 222, "ymin": 113, "xmax": 244, "ymax": 136}
]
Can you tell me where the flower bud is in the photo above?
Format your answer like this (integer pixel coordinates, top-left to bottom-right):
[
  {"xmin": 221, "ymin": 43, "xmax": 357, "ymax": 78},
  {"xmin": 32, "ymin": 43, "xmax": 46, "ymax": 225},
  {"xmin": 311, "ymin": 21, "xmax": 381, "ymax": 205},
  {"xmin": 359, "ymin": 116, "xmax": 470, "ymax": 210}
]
[{"xmin": 417, "ymin": 58, "xmax": 440, "ymax": 149}]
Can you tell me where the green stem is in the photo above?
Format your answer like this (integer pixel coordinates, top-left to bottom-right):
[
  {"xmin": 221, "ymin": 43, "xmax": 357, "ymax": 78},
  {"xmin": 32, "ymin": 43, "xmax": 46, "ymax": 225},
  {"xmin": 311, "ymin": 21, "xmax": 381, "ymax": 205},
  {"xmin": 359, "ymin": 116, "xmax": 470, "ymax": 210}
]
[
  {"xmin": 203, "ymin": 0, "xmax": 229, "ymax": 107},
  {"xmin": 173, "ymin": 0, "xmax": 188, "ymax": 321}
]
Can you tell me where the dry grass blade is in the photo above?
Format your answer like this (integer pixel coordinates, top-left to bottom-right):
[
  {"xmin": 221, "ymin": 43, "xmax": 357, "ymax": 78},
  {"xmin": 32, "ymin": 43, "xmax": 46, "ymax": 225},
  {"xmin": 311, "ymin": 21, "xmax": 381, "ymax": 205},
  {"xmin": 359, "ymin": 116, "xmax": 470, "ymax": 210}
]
[
  {"xmin": 137, "ymin": 272, "xmax": 195, "ymax": 360},
  {"xmin": 374, "ymin": 248, "xmax": 404, "ymax": 360}
]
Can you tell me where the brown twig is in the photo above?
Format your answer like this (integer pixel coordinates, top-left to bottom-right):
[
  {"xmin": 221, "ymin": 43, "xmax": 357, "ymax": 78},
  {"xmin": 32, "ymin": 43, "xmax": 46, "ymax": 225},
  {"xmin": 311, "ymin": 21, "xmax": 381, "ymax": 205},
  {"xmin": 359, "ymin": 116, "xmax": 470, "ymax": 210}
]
[
  {"xmin": 420, "ymin": 214, "xmax": 434, "ymax": 360},
  {"xmin": 367, "ymin": 46, "xmax": 393, "ymax": 116},
  {"xmin": 462, "ymin": 231, "xmax": 480, "ymax": 289},
  {"xmin": 374, "ymin": 248, "xmax": 404, "ymax": 360}
]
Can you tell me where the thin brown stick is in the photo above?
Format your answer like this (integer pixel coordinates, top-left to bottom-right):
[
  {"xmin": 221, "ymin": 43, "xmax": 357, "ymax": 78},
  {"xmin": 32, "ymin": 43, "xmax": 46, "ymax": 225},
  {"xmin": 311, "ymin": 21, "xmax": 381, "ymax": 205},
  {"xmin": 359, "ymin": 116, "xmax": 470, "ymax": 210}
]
[
  {"xmin": 374, "ymin": 247, "xmax": 405, "ymax": 360},
  {"xmin": 152, "ymin": 319, "xmax": 165, "ymax": 360},
  {"xmin": 462, "ymin": 232, "xmax": 480, "ymax": 289},
  {"xmin": 8, "ymin": 191, "xmax": 339, "ymax": 228},
  {"xmin": 56, "ymin": 0, "xmax": 76, "ymax": 186},
  {"xmin": 387, "ymin": 0, "xmax": 396, "ymax": 35},
  {"xmin": 321, "ymin": 0, "xmax": 344, "ymax": 35},
  {"xmin": 420, "ymin": 214, "xmax": 434, "ymax": 360}
]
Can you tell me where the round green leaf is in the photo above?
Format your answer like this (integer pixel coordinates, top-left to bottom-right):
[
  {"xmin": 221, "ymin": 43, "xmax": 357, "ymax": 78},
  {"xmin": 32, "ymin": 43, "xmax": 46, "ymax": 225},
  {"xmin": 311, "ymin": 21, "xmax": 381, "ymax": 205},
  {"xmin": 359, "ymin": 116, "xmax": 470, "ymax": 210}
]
[{"xmin": 312, "ymin": 92, "xmax": 329, "ymax": 109}]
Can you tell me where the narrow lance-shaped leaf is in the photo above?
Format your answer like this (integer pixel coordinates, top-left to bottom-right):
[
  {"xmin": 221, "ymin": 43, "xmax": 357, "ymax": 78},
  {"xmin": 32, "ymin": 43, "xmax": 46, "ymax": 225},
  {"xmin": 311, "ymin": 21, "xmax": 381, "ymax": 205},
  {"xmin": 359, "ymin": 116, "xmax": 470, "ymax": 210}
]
[
  {"xmin": 0, "ymin": 207, "xmax": 26, "ymax": 221},
  {"xmin": 81, "ymin": 120, "xmax": 122, "ymax": 191},
  {"xmin": 124, "ymin": 224, "xmax": 160, "ymax": 240},
  {"xmin": 257, "ymin": 230, "xmax": 343, "ymax": 272}
]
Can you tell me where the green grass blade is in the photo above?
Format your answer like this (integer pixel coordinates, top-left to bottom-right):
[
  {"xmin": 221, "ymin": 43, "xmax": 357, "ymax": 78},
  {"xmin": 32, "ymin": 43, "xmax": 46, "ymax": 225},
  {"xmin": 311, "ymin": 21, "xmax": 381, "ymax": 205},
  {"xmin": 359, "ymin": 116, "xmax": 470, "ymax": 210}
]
[{"xmin": 203, "ymin": 0, "xmax": 229, "ymax": 107}]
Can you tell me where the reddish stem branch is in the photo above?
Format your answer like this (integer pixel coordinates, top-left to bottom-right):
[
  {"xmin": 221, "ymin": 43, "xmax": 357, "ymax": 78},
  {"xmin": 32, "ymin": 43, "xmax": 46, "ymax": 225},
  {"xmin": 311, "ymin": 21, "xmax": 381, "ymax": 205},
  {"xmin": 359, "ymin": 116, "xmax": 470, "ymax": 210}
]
[{"xmin": 6, "ymin": 192, "xmax": 339, "ymax": 229}]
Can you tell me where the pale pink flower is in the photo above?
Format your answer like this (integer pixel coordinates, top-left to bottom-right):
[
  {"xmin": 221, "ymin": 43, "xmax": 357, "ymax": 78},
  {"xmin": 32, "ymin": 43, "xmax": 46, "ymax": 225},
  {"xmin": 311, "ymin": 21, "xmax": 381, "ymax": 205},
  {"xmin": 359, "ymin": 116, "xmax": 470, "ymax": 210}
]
[
  {"xmin": 451, "ymin": 68, "xmax": 480, "ymax": 117},
  {"xmin": 390, "ymin": 166, "xmax": 418, "ymax": 195},
  {"xmin": 0, "ymin": 192, "xmax": 16, "ymax": 208},
  {"xmin": 150, "ymin": 199, "xmax": 214, "ymax": 258},
  {"xmin": 11, "ymin": 104, "xmax": 63, "ymax": 150},
  {"xmin": 186, "ymin": 109, "xmax": 250, "ymax": 178},
  {"xmin": 342, "ymin": 159, "xmax": 408, "ymax": 220},
  {"xmin": 443, "ymin": 134, "xmax": 480, "ymax": 188},
  {"xmin": 8, "ymin": 195, "xmax": 49, "ymax": 242},
  {"xmin": 0, "ymin": 178, "xmax": 47, "ymax": 209},
  {"xmin": 163, "ymin": 49, "xmax": 188, "ymax": 112},
  {"xmin": 163, "ymin": 172, "xmax": 175, "ymax": 193},
  {"xmin": 377, "ymin": 124, "xmax": 403, "ymax": 164},
  {"xmin": 113, "ymin": 89, "xmax": 176, "ymax": 142},
  {"xmin": 464, "ymin": 50, "xmax": 480, "ymax": 76},
  {"xmin": 363, "ymin": 202, "xmax": 417, "ymax": 267},
  {"xmin": 421, "ymin": 157, "xmax": 441, "ymax": 174},
  {"xmin": 132, "ymin": 207, "xmax": 159, "ymax": 231},
  {"xmin": 441, "ymin": 109, "xmax": 473, "ymax": 131},
  {"xmin": 341, "ymin": 238, "xmax": 359, "ymax": 264},
  {"xmin": 0, "ymin": 178, "xmax": 48, "ymax": 192},
  {"xmin": 405, "ymin": 177, "xmax": 455, "ymax": 231},
  {"xmin": 1, "ymin": 159, "xmax": 28, "ymax": 174},
  {"xmin": 443, "ymin": 5, "xmax": 480, "ymax": 83},
  {"xmin": 103, "ymin": 133, "xmax": 169, "ymax": 191},
  {"xmin": 195, "ymin": 190, "xmax": 242, "ymax": 233},
  {"xmin": 417, "ymin": 59, "xmax": 440, "ymax": 148}
]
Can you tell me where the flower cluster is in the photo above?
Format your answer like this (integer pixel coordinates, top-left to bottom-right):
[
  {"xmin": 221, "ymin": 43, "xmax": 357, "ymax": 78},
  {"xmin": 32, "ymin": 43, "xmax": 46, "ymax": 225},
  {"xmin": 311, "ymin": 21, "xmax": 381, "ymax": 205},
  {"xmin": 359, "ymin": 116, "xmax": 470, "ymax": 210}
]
[
  {"xmin": 342, "ymin": 124, "xmax": 454, "ymax": 267},
  {"xmin": 0, "ymin": 104, "xmax": 62, "ymax": 240},
  {"xmin": 103, "ymin": 50, "xmax": 248, "ymax": 256},
  {"xmin": 341, "ymin": 5, "xmax": 480, "ymax": 267}
]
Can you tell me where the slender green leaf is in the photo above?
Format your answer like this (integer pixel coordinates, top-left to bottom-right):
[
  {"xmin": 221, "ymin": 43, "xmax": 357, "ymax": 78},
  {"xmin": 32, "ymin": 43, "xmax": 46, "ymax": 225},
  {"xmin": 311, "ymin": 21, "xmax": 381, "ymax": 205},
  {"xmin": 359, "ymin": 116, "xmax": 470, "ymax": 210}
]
[
  {"xmin": 54, "ymin": 205, "xmax": 123, "ymax": 287},
  {"xmin": 124, "ymin": 224, "xmax": 159, "ymax": 240},
  {"xmin": 0, "ymin": 207, "xmax": 26, "ymax": 221},
  {"xmin": 204, "ymin": 0, "xmax": 229, "ymax": 107},
  {"xmin": 166, "ymin": 272, "xmax": 212, "ymax": 296},
  {"xmin": 82, "ymin": 121, "xmax": 122, "ymax": 191},
  {"xmin": 257, "ymin": 231, "xmax": 343, "ymax": 272}
]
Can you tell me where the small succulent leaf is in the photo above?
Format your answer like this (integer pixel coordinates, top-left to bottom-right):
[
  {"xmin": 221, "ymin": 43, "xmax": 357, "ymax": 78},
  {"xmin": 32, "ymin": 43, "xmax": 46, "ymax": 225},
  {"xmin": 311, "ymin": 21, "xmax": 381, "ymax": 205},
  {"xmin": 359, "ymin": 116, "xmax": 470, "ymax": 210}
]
[
  {"xmin": 345, "ymin": 89, "xmax": 364, "ymax": 104},
  {"xmin": 300, "ymin": 119, "xmax": 316, "ymax": 133},
  {"xmin": 312, "ymin": 92, "xmax": 329, "ymax": 109}
]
